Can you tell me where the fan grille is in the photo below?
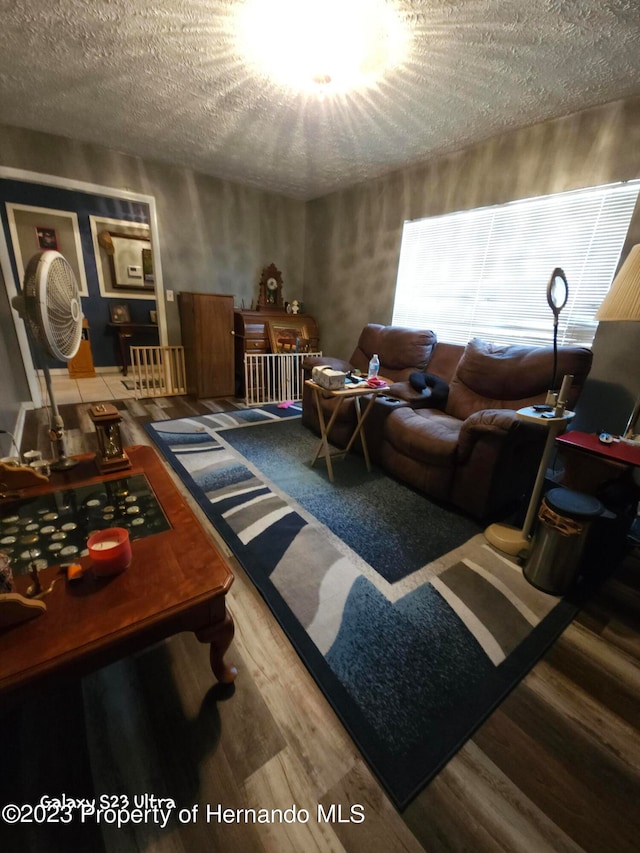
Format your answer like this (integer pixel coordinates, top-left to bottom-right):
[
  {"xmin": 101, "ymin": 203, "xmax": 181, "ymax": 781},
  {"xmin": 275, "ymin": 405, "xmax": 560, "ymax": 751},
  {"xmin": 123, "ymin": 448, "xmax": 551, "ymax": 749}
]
[{"xmin": 22, "ymin": 252, "xmax": 82, "ymax": 361}]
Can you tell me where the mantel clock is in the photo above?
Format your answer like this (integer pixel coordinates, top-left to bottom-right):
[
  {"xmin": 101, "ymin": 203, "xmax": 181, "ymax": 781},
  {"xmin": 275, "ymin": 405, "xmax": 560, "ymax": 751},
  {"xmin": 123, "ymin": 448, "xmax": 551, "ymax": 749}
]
[{"xmin": 257, "ymin": 263, "xmax": 284, "ymax": 310}]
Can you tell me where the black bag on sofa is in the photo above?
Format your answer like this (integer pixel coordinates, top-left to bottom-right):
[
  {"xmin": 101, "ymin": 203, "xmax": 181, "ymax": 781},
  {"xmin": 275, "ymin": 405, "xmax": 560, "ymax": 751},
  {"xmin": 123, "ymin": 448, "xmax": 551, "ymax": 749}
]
[{"xmin": 408, "ymin": 372, "xmax": 449, "ymax": 406}]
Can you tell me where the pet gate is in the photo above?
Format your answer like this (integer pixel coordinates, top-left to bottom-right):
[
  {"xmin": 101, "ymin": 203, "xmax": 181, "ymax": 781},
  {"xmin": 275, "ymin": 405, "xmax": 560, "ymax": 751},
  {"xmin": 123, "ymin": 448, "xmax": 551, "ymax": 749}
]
[
  {"xmin": 244, "ymin": 351, "xmax": 322, "ymax": 406},
  {"xmin": 129, "ymin": 345, "xmax": 187, "ymax": 398}
]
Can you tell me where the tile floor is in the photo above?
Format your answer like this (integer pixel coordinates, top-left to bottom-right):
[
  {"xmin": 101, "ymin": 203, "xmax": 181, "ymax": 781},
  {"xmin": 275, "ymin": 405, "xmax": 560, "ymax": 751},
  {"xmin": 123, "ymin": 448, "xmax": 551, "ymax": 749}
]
[{"xmin": 46, "ymin": 370, "xmax": 137, "ymax": 405}]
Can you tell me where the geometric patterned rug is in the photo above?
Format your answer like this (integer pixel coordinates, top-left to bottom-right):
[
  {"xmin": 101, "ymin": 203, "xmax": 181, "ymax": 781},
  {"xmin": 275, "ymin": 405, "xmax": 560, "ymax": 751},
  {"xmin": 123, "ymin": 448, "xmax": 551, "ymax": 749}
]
[{"xmin": 146, "ymin": 406, "xmax": 582, "ymax": 809}]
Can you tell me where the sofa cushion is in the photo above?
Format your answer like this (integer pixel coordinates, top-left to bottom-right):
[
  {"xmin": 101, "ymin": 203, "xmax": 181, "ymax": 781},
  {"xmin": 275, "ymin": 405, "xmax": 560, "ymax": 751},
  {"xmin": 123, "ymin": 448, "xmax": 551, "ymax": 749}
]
[
  {"xmin": 425, "ymin": 341, "xmax": 465, "ymax": 383},
  {"xmin": 446, "ymin": 338, "xmax": 593, "ymax": 422},
  {"xmin": 384, "ymin": 407, "xmax": 461, "ymax": 466},
  {"xmin": 350, "ymin": 324, "xmax": 437, "ymax": 382}
]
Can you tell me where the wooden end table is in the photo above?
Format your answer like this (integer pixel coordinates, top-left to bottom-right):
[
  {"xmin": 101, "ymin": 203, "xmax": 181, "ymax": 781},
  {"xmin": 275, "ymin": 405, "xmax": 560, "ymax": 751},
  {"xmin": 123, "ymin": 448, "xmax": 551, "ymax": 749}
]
[
  {"xmin": 556, "ymin": 429, "xmax": 640, "ymax": 466},
  {"xmin": 555, "ymin": 429, "xmax": 640, "ymax": 494},
  {"xmin": 0, "ymin": 445, "xmax": 236, "ymax": 709},
  {"xmin": 306, "ymin": 378, "xmax": 389, "ymax": 482}
]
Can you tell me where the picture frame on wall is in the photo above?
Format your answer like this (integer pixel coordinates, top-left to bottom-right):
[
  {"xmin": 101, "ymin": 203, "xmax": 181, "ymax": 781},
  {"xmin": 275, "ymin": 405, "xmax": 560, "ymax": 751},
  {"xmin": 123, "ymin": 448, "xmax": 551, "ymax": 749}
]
[
  {"xmin": 97, "ymin": 229, "xmax": 155, "ymax": 292},
  {"xmin": 142, "ymin": 248, "xmax": 154, "ymax": 283},
  {"xmin": 110, "ymin": 303, "xmax": 131, "ymax": 324},
  {"xmin": 6, "ymin": 204, "xmax": 89, "ymax": 296},
  {"xmin": 267, "ymin": 319, "xmax": 310, "ymax": 354},
  {"xmin": 35, "ymin": 226, "xmax": 58, "ymax": 251}
]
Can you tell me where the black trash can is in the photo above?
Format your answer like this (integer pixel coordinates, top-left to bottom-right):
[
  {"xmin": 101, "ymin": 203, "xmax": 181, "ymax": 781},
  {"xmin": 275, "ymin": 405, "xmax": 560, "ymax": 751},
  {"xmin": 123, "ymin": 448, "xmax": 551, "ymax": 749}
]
[{"xmin": 524, "ymin": 488, "xmax": 603, "ymax": 595}]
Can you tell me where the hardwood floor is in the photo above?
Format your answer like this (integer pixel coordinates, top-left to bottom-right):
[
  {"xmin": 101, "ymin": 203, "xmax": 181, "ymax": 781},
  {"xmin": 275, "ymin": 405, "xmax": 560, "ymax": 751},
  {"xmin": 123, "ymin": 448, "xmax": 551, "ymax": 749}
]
[{"xmin": 2, "ymin": 395, "xmax": 639, "ymax": 852}]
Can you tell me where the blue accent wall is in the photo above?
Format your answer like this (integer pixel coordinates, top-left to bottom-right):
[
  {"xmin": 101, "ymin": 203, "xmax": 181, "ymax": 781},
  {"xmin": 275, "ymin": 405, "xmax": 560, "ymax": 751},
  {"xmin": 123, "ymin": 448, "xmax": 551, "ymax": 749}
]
[{"xmin": 0, "ymin": 179, "xmax": 157, "ymax": 368}]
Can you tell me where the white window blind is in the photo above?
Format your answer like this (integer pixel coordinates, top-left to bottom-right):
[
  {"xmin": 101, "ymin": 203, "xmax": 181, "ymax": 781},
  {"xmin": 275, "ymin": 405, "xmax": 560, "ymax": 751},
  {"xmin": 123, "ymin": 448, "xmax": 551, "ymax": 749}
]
[{"xmin": 392, "ymin": 182, "xmax": 640, "ymax": 348}]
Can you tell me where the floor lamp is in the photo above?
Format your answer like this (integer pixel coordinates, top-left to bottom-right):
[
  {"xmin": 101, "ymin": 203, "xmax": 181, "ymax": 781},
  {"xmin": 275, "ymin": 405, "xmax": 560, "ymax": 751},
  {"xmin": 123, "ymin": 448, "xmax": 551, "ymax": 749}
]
[
  {"xmin": 485, "ymin": 268, "xmax": 574, "ymax": 556},
  {"xmin": 595, "ymin": 244, "xmax": 640, "ymax": 442}
]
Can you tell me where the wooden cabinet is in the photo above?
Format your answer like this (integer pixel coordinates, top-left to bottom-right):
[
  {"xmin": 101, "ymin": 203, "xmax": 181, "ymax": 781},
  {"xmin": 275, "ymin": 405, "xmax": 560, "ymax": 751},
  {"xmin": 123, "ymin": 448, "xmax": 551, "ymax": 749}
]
[{"xmin": 178, "ymin": 293, "xmax": 235, "ymax": 398}]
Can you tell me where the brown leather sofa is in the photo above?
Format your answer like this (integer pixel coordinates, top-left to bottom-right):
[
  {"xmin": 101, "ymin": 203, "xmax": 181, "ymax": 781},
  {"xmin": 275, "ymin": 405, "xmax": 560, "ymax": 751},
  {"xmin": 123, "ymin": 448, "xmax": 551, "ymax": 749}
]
[
  {"xmin": 302, "ymin": 325, "xmax": 593, "ymax": 520},
  {"xmin": 302, "ymin": 324, "xmax": 438, "ymax": 450}
]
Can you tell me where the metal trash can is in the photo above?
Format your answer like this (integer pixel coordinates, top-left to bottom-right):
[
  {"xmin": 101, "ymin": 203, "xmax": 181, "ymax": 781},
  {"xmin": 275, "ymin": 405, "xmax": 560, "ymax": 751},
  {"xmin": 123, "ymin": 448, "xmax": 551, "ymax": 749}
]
[{"xmin": 524, "ymin": 488, "xmax": 603, "ymax": 595}]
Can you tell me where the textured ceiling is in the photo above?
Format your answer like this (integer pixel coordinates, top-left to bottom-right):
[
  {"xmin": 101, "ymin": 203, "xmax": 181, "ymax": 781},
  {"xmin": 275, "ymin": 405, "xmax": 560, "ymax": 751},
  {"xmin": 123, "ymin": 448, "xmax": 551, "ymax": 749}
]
[{"xmin": 0, "ymin": 1, "xmax": 639, "ymax": 200}]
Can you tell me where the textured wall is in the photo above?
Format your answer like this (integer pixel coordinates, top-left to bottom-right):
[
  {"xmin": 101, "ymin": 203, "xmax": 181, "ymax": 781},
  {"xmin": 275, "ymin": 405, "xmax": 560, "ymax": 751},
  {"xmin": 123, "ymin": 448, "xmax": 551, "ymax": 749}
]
[
  {"xmin": 0, "ymin": 126, "xmax": 306, "ymax": 348},
  {"xmin": 305, "ymin": 96, "xmax": 640, "ymax": 433},
  {"xmin": 2, "ymin": 97, "xmax": 640, "ymax": 435}
]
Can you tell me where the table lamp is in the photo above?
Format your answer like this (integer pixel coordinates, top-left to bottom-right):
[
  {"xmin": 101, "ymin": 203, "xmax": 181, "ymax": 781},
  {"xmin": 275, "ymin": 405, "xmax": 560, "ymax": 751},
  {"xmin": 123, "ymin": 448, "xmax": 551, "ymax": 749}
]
[{"xmin": 595, "ymin": 244, "xmax": 640, "ymax": 442}]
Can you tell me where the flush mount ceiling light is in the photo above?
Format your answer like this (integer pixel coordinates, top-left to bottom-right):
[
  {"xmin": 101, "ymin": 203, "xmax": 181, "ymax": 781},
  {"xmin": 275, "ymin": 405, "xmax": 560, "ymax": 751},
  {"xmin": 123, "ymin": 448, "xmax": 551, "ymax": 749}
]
[{"xmin": 236, "ymin": 0, "xmax": 408, "ymax": 94}]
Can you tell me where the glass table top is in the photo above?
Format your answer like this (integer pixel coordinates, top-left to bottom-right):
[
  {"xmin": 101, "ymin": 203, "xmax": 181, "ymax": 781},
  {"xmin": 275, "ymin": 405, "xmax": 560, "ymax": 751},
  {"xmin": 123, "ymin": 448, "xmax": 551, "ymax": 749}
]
[{"xmin": 0, "ymin": 473, "xmax": 170, "ymax": 576}]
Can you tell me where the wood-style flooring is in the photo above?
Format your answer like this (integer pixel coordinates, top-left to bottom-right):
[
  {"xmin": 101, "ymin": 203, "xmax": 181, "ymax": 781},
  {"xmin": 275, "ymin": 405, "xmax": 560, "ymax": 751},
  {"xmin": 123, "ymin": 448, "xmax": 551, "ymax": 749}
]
[{"xmin": 2, "ymin": 394, "xmax": 639, "ymax": 852}]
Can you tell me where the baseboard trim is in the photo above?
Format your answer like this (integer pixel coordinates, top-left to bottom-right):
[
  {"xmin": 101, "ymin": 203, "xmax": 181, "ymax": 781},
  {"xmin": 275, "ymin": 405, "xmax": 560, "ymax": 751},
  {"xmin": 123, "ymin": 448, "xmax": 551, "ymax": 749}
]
[
  {"xmin": 12, "ymin": 400, "xmax": 34, "ymax": 455},
  {"xmin": 38, "ymin": 367, "xmax": 121, "ymax": 376}
]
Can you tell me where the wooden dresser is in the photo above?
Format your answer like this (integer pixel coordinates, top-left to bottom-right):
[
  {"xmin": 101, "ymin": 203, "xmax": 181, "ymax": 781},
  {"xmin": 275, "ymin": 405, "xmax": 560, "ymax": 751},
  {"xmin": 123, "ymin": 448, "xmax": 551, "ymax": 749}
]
[{"xmin": 234, "ymin": 309, "xmax": 318, "ymax": 354}]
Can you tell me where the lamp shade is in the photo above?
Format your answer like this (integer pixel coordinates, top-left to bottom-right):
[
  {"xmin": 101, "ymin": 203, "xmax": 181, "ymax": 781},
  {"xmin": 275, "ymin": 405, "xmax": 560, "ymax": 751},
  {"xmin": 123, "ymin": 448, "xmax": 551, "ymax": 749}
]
[{"xmin": 596, "ymin": 244, "xmax": 640, "ymax": 321}]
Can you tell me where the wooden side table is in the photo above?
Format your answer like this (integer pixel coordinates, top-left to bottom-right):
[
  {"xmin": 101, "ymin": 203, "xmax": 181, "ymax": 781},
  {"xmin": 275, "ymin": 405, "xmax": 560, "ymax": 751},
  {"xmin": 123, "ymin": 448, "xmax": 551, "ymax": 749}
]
[
  {"xmin": 556, "ymin": 430, "xmax": 640, "ymax": 466},
  {"xmin": 306, "ymin": 379, "xmax": 388, "ymax": 482},
  {"xmin": 107, "ymin": 322, "xmax": 159, "ymax": 376},
  {"xmin": 556, "ymin": 430, "xmax": 640, "ymax": 494}
]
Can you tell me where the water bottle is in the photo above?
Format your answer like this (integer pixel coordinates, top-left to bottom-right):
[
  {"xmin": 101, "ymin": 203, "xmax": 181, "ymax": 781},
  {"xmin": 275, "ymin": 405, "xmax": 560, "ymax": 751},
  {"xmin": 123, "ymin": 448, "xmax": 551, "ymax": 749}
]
[{"xmin": 368, "ymin": 353, "xmax": 380, "ymax": 380}]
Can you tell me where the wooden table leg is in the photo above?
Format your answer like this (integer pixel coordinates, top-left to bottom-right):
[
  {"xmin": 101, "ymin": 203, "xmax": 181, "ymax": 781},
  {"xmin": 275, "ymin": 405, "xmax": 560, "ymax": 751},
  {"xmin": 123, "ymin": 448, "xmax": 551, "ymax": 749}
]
[
  {"xmin": 343, "ymin": 394, "xmax": 377, "ymax": 472},
  {"xmin": 311, "ymin": 388, "xmax": 344, "ymax": 483},
  {"xmin": 117, "ymin": 330, "xmax": 133, "ymax": 376},
  {"xmin": 195, "ymin": 602, "xmax": 237, "ymax": 684}
]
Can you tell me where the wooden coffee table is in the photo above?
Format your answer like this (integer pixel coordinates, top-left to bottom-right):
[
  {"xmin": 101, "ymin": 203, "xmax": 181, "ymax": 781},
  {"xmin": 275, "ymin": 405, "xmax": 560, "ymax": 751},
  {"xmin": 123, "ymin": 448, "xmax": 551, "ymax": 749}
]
[{"xmin": 0, "ymin": 445, "xmax": 236, "ymax": 708}]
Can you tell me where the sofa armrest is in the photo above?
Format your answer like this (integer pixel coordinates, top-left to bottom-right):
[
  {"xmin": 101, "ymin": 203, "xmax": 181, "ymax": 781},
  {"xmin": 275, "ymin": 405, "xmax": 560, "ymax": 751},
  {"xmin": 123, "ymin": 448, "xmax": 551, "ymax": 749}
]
[
  {"xmin": 387, "ymin": 380, "xmax": 447, "ymax": 409},
  {"xmin": 301, "ymin": 355, "xmax": 353, "ymax": 375},
  {"xmin": 457, "ymin": 409, "xmax": 521, "ymax": 461}
]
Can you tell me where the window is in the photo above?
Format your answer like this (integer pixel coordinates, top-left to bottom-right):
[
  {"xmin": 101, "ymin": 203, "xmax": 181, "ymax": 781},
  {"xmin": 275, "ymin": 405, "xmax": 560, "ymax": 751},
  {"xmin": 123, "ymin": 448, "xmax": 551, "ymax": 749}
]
[{"xmin": 392, "ymin": 182, "xmax": 640, "ymax": 348}]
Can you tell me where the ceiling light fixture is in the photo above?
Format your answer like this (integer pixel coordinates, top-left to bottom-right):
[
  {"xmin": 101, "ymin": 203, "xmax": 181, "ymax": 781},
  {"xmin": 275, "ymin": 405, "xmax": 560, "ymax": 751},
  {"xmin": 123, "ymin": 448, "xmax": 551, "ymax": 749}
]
[{"xmin": 236, "ymin": 0, "xmax": 408, "ymax": 94}]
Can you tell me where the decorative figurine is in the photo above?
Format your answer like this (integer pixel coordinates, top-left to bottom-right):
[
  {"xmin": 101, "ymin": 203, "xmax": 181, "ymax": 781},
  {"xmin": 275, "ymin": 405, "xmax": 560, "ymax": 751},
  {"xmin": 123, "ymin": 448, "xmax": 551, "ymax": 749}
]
[
  {"xmin": 0, "ymin": 551, "xmax": 48, "ymax": 627},
  {"xmin": 0, "ymin": 551, "xmax": 13, "ymax": 593}
]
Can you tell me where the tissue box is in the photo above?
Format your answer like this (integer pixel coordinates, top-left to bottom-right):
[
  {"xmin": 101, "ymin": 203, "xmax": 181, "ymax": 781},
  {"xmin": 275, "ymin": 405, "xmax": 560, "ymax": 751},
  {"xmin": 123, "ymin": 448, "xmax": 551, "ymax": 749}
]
[{"xmin": 312, "ymin": 365, "xmax": 347, "ymax": 390}]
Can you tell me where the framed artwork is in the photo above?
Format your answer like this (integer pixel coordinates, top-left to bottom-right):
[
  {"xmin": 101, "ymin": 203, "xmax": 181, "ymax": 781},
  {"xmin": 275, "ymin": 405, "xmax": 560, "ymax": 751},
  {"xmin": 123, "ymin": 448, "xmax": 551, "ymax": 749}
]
[
  {"xmin": 110, "ymin": 303, "xmax": 131, "ymax": 324},
  {"xmin": 142, "ymin": 248, "xmax": 154, "ymax": 283},
  {"xmin": 35, "ymin": 226, "xmax": 58, "ymax": 250},
  {"xmin": 267, "ymin": 319, "xmax": 309, "ymax": 354},
  {"xmin": 97, "ymin": 230, "xmax": 155, "ymax": 292},
  {"xmin": 89, "ymin": 216, "xmax": 155, "ymax": 300},
  {"xmin": 6, "ymin": 204, "xmax": 89, "ymax": 296}
]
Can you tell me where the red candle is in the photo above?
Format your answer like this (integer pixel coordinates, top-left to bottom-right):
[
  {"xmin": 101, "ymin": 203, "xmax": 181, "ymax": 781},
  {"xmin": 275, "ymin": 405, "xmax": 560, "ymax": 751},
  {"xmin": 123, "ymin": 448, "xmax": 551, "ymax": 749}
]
[{"xmin": 87, "ymin": 527, "xmax": 132, "ymax": 576}]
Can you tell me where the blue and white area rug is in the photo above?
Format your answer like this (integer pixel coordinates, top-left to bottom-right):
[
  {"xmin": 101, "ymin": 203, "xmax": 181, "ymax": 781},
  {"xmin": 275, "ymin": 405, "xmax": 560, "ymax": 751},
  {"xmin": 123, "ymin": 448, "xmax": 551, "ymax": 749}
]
[{"xmin": 146, "ymin": 406, "xmax": 582, "ymax": 808}]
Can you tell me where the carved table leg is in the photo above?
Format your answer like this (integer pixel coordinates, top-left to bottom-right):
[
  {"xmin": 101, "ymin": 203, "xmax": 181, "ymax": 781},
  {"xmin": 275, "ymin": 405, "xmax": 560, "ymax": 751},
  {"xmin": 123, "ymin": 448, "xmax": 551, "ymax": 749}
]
[{"xmin": 195, "ymin": 604, "xmax": 237, "ymax": 683}]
